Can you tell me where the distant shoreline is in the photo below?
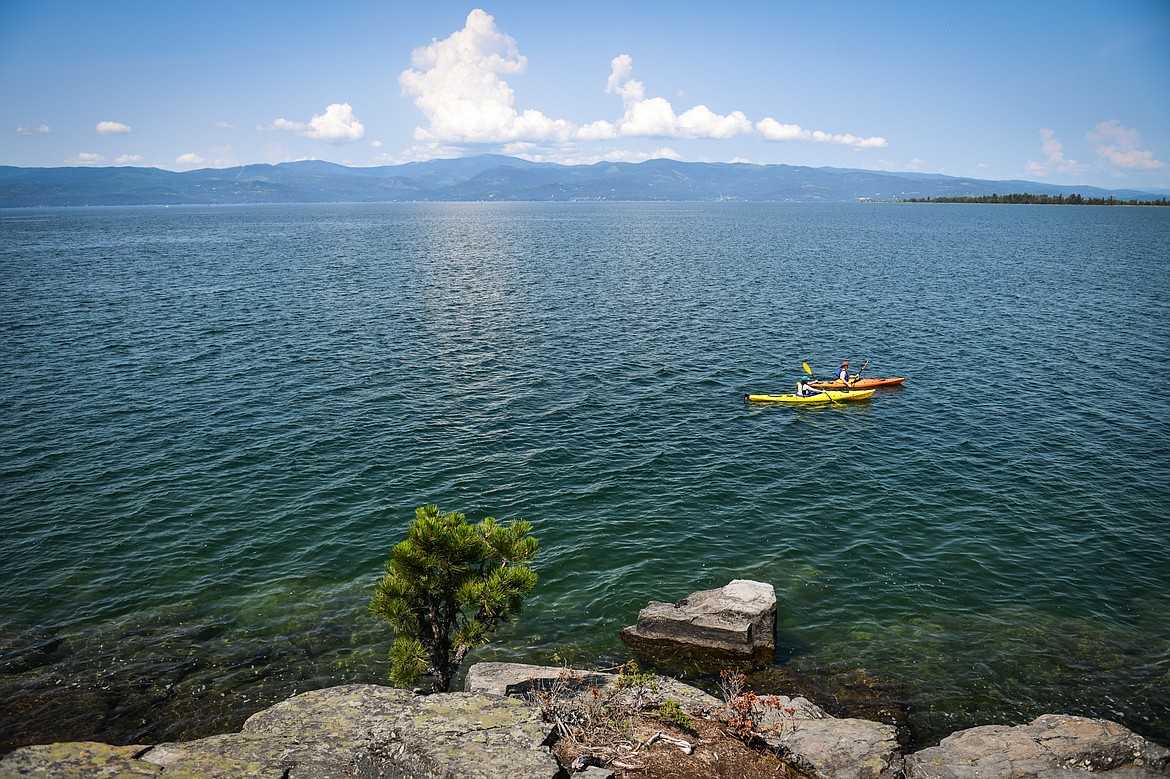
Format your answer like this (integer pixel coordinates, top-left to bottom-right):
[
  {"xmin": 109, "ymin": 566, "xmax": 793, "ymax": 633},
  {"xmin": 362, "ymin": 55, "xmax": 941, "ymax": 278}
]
[{"xmin": 902, "ymin": 193, "xmax": 1170, "ymax": 206}]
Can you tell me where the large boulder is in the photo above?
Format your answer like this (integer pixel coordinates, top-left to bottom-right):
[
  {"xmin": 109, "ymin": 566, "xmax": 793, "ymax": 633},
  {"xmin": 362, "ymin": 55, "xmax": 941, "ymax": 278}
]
[
  {"xmin": 0, "ymin": 684, "xmax": 561, "ymax": 779},
  {"xmin": 904, "ymin": 714, "xmax": 1170, "ymax": 778},
  {"xmin": 619, "ymin": 579, "xmax": 776, "ymax": 668}
]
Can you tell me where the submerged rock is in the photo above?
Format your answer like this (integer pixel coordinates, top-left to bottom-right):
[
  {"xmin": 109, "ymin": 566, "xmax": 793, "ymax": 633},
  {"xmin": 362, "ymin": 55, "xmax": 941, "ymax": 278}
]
[
  {"xmin": 619, "ymin": 579, "xmax": 777, "ymax": 668},
  {"xmin": 749, "ymin": 664, "xmax": 914, "ymax": 748}
]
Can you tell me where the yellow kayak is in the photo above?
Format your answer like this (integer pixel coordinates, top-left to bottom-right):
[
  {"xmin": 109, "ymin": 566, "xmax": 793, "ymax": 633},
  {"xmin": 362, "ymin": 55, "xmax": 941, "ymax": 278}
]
[{"xmin": 745, "ymin": 389, "xmax": 875, "ymax": 404}]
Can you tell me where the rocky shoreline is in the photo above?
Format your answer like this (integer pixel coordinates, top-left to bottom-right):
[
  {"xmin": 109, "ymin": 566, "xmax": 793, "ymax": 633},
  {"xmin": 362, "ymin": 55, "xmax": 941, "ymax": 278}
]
[
  {"xmin": 3, "ymin": 580, "xmax": 1167, "ymax": 778},
  {"xmin": 2, "ymin": 663, "xmax": 1167, "ymax": 778}
]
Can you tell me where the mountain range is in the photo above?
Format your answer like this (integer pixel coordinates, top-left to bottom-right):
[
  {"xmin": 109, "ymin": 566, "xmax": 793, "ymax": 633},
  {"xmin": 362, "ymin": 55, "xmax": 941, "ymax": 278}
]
[{"xmin": 1, "ymin": 155, "xmax": 1165, "ymax": 207}]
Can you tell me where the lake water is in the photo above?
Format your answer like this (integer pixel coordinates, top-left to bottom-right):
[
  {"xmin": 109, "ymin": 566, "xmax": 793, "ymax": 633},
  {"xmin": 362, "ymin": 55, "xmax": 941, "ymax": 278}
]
[{"xmin": 1, "ymin": 202, "xmax": 1168, "ymax": 750}]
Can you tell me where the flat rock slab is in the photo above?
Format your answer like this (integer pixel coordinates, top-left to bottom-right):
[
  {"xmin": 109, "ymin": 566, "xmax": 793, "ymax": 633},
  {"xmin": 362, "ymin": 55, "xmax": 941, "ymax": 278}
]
[
  {"xmin": 0, "ymin": 742, "xmax": 170, "ymax": 778},
  {"xmin": 0, "ymin": 684, "xmax": 561, "ymax": 779},
  {"xmin": 756, "ymin": 697, "xmax": 903, "ymax": 779},
  {"xmin": 904, "ymin": 714, "xmax": 1170, "ymax": 779},
  {"xmin": 464, "ymin": 661, "xmax": 722, "ymax": 712},
  {"xmin": 620, "ymin": 579, "xmax": 777, "ymax": 667}
]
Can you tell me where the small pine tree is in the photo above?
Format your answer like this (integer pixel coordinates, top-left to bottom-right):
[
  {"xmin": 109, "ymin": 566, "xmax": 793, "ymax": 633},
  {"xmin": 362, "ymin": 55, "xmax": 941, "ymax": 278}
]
[{"xmin": 369, "ymin": 504, "xmax": 539, "ymax": 692}]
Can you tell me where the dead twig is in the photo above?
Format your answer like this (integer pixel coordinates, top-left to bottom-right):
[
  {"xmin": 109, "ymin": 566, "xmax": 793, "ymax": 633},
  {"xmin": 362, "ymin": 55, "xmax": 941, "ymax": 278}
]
[
  {"xmin": 611, "ymin": 759, "xmax": 645, "ymax": 770},
  {"xmin": 645, "ymin": 731, "xmax": 695, "ymax": 754}
]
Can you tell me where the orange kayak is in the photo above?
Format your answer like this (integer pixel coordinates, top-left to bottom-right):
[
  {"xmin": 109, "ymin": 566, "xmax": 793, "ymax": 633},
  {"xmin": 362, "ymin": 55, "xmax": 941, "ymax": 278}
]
[{"xmin": 809, "ymin": 376, "xmax": 906, "ymax": 390}]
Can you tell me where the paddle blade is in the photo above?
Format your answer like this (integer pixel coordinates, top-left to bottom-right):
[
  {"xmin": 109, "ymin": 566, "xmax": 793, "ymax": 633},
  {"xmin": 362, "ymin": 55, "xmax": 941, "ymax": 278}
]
[{"xmin": 802, "ymin": 362, "xmax": 812, "ymax": 376}]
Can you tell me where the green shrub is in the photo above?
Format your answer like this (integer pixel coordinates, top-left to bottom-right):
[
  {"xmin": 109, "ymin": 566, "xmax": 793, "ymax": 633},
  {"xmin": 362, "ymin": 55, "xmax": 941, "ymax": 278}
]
[{"xmin": 656, "ymin": 698, "xmax": 697, "ymax": 734}]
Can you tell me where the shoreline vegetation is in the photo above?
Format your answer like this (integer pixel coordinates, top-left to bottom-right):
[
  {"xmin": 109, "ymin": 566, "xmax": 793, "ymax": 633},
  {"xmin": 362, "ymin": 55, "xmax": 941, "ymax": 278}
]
[{"xmin": 902, "ymin": 193, "xmax": 1170, "ymax": 205}]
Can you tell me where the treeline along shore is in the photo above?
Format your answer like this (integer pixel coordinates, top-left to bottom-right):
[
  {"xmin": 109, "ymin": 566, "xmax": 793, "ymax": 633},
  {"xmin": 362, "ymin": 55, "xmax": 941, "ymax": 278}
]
[{"xmin": 903, "ymin": 192, "xmax": 1170, "ymax": 205}]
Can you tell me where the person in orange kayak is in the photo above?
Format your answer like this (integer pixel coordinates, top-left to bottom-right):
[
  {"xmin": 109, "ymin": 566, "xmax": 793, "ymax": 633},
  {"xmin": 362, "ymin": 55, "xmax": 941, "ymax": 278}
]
[
  {"xmin": 836, "ymin": 361, "xmax": 856, "ymax": 385},
  {"xmin": 797, "ymin": 377, "xmax": 823, "ymax": 397}
]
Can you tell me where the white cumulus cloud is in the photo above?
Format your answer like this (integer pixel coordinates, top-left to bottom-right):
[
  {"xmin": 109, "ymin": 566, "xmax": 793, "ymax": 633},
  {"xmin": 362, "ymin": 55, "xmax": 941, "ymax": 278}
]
[
  {"xmin": 70, "ymin": 152, "xmax": 106, "ymax": 165},
  {"xmin": 398, "ymin": 9, "xmax": 884, "ymax": 159},
  {"xmin": 115, "ymin": 154, "xmax": 143, "ymax": 165},
  {"xmin": 271, "ymin": 103, "xmax": 365, "ymax": 144},
  {"xmin": 603, "ymin": 54, "xmax": 752, "ymax": 140},
  {"xmin": 1025, "ymin": 128, "xmax": 1081, "ymax": 177},
  {"xmin": 96, "ymin": 121, "xmax": 132, "ymax": 134},
  {"xmin": 176, "ymin": 152, "xmax": 206, "ymax": 166},
  {"xmin": 756, "ymin": 117, "xmax": 887, "ymax": 149},
  {"xmin": 1086, "ymin": 119, "xmax": 1164, "ymax": 171},
  {"xmin": 500, "ymin": 142, "xmax": 681, "ymax": 165},
  {"xmin": 399, "ymin": 9, "xmax": 573, "ymax": 144},
  {"xmin": 576, "ymin": 120, "xmax": 618, "ymax": 141},
  {"xmin": 16, "ymin": 124, "xmax": 53, "ymax": 136},
  {"xmin": 399, "ymin": 12, "xmax": 752, "ymax": 147}
]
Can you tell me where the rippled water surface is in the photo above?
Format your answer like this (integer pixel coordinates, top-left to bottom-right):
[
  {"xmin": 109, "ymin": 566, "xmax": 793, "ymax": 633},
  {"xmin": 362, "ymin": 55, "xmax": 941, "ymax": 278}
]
[{"xmin": 2, "ymin": 202, "xmax": 1168, "ymax": 748}]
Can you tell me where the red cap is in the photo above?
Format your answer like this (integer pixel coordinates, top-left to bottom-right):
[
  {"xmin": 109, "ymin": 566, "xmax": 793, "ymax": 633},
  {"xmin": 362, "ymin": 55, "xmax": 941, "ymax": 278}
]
[{"xmin": 841, "ymin": 361, "xmax": 849, "ymax": 366}]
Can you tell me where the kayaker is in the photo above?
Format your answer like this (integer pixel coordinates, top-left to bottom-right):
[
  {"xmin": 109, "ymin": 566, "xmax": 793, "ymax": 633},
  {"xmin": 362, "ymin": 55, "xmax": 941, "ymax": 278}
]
[
  {"xmin": 797, "ymin": 377, "xmax": 823, "ymax": 397},
  {"xmin": 836, "ymin": 361, "xmax": 856, "ymax": 385}
]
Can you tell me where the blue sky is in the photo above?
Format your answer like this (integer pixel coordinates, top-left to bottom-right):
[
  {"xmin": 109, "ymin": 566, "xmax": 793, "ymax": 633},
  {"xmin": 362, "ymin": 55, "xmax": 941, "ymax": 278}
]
[{"xmin": 2, "ymin": 1, "xmax": 1168, "ymax": 191}]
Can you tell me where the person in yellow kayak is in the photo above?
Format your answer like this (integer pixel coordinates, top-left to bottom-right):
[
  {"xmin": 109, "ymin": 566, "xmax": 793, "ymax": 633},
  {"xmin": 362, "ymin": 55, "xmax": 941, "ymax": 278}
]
[
  {"xmin": 797, "ymin": 377, "xmax": 824, "ymax": 397},
  {"xmin": 836, "ymin": 361, "xmax": 857, "ymax": 386}
]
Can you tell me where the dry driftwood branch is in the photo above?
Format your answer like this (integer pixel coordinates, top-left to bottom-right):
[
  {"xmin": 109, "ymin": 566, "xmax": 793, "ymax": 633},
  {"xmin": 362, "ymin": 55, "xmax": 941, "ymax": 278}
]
[
  {"xmin": 645, "ymin": 730, "xmax": 695, "ymax": 754},
  {"xmin": 611, "ymin": 759, "xmax": 645, "ymax": 770}
]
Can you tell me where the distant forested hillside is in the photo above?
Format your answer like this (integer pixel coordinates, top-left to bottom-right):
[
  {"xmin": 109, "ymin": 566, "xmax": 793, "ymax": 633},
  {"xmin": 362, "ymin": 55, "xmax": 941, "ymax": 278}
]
[
  {"xmin": 1, "ymin": 156, "xmax": 1165, "ymax": 207},
  {"xmin": 904, "ymin": 193, "xmax": 1170, "ymax": 205}
]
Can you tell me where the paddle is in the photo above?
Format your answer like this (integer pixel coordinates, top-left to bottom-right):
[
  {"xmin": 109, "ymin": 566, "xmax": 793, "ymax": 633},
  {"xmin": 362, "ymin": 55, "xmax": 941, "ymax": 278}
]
[
  {"xmin": 802, "ymin": 362, "xmax": 839, "ymax": 404},
  {"xmin": 844, "ymin": 358, "xmax": 870, "ymax": 387}
]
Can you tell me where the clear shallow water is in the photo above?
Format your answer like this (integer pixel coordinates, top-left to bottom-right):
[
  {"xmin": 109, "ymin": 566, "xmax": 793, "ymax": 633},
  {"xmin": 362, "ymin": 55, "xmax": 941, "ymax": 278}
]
[{"xmin": 1, "ymin": 202, "xmax": 1168, "ymax": 749}]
